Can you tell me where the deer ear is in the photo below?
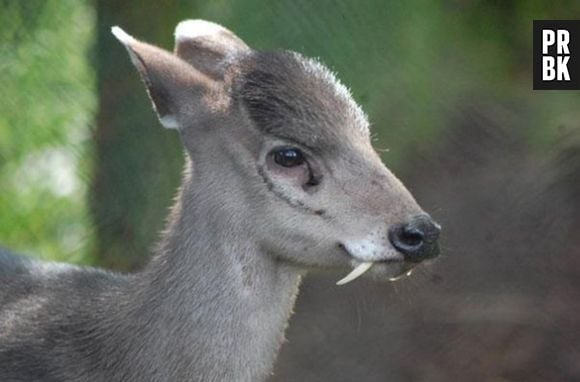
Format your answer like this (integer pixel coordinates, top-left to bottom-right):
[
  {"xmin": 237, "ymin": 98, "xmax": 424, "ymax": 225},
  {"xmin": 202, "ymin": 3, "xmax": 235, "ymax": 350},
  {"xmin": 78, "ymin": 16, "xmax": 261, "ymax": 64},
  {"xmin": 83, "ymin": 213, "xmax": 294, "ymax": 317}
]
[
  {"xmin": 174, "ymin": 20, "xmax": 250, "ymax": 81},
  {"xmin": 112, "ymin": 26, "xmax": 217, "ymax": 130}
]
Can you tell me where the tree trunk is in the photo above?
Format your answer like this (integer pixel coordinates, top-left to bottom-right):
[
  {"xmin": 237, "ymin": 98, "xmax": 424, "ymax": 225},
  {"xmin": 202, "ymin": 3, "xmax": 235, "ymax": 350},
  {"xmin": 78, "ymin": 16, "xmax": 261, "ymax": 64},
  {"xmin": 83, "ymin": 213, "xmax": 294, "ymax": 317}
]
[{"xmin": 92, "ymin": 0, "xmax": 197, "ymax": 270}]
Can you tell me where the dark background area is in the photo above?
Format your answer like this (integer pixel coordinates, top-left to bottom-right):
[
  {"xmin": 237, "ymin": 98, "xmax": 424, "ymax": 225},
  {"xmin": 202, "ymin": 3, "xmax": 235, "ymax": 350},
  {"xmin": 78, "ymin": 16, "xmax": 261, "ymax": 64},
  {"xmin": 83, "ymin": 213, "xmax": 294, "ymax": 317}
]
[{"xmin": 1, "ymin": 1, "xmax": 580, "ymax": 380}]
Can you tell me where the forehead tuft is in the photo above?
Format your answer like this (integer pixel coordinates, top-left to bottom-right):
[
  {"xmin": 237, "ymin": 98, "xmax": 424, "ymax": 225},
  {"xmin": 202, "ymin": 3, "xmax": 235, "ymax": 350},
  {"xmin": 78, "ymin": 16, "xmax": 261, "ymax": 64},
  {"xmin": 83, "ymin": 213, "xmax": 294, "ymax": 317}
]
[{"xmin": 237, "ymin": 50, "xmax": 369, "ymax": 148}]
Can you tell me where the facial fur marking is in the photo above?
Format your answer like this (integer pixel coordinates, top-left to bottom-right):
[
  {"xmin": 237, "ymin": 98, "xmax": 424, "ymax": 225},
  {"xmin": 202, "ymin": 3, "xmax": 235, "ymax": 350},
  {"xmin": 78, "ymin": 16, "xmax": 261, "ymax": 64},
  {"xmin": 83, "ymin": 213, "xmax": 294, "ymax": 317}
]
[
  {"xmin": 257, "ymin": 164, "xmax": 328, "ymax": 218},
  {"xmin": 239, "ymin": 51, "xmax": 370, "ymax": 153}
]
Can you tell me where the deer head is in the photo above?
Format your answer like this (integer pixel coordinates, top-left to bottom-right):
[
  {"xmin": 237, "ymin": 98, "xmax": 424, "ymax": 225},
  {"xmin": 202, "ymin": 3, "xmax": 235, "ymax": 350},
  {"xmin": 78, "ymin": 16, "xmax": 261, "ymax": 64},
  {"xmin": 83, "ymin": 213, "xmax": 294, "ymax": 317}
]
[{"xmin": 112, "ymin": 20, "xmax": 440, "ymax": 285}]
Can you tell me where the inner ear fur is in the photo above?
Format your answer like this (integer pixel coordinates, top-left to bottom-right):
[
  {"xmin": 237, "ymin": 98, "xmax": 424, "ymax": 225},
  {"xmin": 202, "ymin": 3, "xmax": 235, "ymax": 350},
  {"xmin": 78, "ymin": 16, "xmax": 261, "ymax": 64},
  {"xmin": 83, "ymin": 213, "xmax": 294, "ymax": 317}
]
[{"xmin": 112, "ymin": 26, "xmax": 219, "ymax": 130}]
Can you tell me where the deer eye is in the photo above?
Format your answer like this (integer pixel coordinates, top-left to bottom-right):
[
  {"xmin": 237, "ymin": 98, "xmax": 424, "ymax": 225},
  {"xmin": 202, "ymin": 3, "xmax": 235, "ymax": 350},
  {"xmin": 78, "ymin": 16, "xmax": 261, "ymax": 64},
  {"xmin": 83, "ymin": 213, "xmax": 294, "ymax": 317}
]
[{"xmin": 272, "ymin": 147, "xmax": 305, "ymax": 168}]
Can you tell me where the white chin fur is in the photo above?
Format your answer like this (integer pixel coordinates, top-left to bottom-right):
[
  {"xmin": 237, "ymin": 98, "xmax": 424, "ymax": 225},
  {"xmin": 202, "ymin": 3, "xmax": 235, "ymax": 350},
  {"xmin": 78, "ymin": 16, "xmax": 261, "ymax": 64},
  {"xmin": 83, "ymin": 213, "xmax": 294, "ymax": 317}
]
[{"xmin": 336, "ymin": 262, "xmax": 374, "ymax": 285}]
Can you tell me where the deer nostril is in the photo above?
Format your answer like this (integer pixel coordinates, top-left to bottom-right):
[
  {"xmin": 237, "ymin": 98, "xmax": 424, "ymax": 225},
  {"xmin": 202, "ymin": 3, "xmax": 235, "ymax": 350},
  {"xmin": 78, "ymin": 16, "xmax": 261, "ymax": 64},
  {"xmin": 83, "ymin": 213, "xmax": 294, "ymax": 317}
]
[
  {"xmin": 399, "ymin": 228, "xmax": 424, "ymax": 248},
  {"xmin": 388, "ymin": 214, "xmax": 441, "ymax": 263}
]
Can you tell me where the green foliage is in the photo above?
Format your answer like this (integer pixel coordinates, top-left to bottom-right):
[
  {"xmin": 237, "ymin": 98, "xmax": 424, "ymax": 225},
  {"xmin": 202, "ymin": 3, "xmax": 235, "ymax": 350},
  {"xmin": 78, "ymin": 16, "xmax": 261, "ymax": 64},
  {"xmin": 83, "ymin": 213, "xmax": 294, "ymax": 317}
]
[{"xmin": 0, "ymin": 0, "xmax": 95, "ymax": 263}]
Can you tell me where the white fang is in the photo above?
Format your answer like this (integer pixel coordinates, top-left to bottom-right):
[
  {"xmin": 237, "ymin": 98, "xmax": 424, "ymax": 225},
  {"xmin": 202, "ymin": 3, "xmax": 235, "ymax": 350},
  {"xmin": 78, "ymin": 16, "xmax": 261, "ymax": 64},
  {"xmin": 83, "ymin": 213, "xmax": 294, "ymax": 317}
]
[{"xmin": 336, "ymin": 262, "xmax": 373, "ymax": 285}]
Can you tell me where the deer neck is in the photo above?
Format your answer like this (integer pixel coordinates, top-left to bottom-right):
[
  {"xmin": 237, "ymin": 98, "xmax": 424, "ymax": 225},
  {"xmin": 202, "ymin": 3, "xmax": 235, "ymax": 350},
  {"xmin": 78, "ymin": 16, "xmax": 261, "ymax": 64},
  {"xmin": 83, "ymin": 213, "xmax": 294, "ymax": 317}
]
[{"xmin": 119, "ymin": 160, "xmax": 304, "ymax": 381}]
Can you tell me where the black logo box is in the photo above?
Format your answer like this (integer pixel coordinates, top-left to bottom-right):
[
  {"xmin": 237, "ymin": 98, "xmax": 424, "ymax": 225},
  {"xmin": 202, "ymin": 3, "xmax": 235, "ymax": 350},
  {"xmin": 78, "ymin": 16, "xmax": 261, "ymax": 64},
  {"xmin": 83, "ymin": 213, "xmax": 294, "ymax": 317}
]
[{"xmin": 533, "ymin": 20, "xmax": 580, "ymax": 90}]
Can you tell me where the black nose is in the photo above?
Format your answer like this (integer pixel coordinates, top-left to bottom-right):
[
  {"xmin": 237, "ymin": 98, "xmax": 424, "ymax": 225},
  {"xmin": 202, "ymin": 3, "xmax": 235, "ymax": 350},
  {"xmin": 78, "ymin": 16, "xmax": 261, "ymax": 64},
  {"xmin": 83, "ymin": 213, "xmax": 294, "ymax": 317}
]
[{"xmin": 388, "ymin": 214, "xmax": 441, "ymax": 262}]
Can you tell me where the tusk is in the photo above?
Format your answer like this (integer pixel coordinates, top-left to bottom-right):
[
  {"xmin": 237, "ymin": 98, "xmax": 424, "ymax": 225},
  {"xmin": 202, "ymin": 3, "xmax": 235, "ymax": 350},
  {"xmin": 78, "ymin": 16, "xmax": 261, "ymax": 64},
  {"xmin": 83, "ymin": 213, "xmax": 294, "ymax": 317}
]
[
  {"xmin": 336, "ymin": 262, "xmax": 373, "ymax": 285},
  {"xmin": 389, "ymin": 269, "xmax": 413, "ymax": 282}
]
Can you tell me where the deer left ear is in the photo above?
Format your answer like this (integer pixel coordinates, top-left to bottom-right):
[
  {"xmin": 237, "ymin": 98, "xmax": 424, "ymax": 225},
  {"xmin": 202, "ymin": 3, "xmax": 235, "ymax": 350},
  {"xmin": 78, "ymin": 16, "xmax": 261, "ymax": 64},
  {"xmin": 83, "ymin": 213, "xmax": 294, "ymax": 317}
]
[
  {"xmin": 174, "ymin": 20, "xmax": 250, "ymax": 81},
  {"xmin": 112, "ymin": 26, "xmax": 218, "ymax": 130}
]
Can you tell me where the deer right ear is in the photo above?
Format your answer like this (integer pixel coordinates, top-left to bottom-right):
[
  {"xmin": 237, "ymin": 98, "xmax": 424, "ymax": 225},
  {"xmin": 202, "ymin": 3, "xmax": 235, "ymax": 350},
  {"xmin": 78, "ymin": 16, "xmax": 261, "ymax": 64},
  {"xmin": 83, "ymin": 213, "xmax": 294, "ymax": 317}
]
[
  {"xmin": 174, "ymin": 20, "xmax": 250, "ymax": 81},
  {"xmin": 112, "ymin": 26, "xmax": 218, "ymax": 130}
]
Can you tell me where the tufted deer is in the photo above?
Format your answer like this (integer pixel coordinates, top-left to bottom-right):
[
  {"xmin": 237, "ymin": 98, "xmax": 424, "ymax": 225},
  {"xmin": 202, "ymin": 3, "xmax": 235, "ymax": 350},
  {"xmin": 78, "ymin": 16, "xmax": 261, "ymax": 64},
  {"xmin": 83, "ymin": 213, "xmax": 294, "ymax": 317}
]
[{"xmin": 0, "ymin": 20, "xmax": 440, "ymax": 381}]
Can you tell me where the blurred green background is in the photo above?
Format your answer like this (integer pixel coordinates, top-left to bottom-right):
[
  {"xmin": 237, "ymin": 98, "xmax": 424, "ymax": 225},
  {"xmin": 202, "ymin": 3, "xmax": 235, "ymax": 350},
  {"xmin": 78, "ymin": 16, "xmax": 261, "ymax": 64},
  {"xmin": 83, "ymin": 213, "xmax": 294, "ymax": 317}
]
[
  {"xmin": 1, "ymin": 0, "xmax": 578, "ymax": 268},
  {"xmin": 2, "ymin": 1, "xmax": 580, "ymax": 380}
]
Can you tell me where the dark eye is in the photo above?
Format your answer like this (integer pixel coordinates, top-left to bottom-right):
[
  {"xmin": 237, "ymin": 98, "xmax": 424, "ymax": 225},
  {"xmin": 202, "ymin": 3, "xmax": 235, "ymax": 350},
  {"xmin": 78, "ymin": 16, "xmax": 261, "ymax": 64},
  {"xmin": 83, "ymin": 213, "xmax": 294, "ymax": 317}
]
[{"xmin": 273, "ymin": 147, "xmax": 305, "ymax": 167}]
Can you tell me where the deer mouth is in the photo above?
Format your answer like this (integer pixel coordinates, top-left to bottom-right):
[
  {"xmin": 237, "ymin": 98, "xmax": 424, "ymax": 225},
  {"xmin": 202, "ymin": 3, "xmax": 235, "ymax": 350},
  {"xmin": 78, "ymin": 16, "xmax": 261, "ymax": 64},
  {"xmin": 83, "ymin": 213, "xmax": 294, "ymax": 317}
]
[{"xmin": 336, "ymin": 259, "xmax": 416, "ymax": 285}]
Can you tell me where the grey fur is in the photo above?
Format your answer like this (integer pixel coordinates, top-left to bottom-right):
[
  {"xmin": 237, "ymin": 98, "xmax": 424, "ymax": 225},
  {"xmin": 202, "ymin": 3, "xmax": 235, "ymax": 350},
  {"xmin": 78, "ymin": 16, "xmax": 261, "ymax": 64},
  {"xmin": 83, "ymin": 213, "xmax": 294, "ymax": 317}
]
[{"xmin": 0, "ymin": 20, "xmax": 433, "ymax": 381}]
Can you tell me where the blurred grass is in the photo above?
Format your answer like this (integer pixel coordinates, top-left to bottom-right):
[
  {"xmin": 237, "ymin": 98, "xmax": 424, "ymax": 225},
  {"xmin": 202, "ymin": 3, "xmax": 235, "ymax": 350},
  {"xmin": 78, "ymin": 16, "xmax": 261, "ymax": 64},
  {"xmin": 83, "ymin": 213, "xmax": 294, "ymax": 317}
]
[
  {"xmin": 0, "ymin": 0, "xmax": 579, "ymax": 265},
  {"xmin": 0, "ymin": 0, "xmax": 95, "ymax": 263}
]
